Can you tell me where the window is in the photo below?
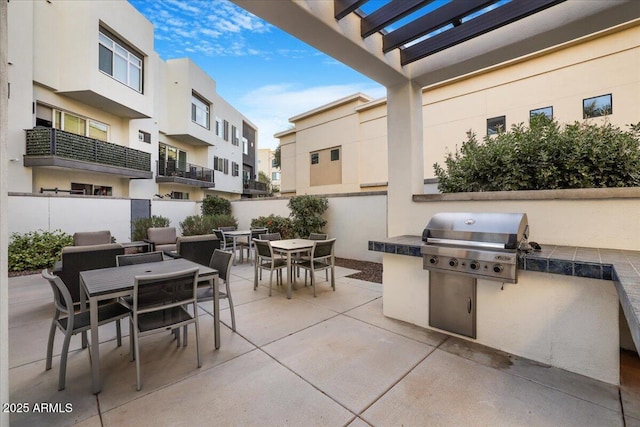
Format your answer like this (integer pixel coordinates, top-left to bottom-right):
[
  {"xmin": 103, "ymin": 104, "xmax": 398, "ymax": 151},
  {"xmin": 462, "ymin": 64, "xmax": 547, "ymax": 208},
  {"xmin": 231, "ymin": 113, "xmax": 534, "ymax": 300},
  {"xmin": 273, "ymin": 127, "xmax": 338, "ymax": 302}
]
[
  {"xmin": 311, "ymin": 153, "xmax": 319, "ymax": 164},
  {"xmin": 272, "ymin": 172, "xmax": 281, "ymax": 181},
  {"xmin": 213, "ymin": 156, "xmax": 225, "ymax": 172},
  {"xmin": 530, "ymin": 106, "xmax": 553, "ymax": 120},
  {"xmin": 53, "ymin": 110, "xmax": 109, "ymax": 141},
  {"xmin": 191, "ymin": 93, "xmax": 210, "ymax": 129},
  {"xmin": 330, "ymin": 148, "xmax": 340, "ymax": 161},
  {"xmin": 223, "ymin": 158, "xmax": 229, "ymax": 175},
  {"xmin": 138, "ymin": 130, "xmax": 151, "ymax": 143},
  {"xmin": 98, "ymin": 30, "xmax": 142, "ymax": 92},
  {"xmin": 231, "ymin": 125, "xmax": 239, "ymax": 146},
  {"xmin": 271, "ymin": 158, "xmax": 278, "ymax": 168},
  {"xmin": 232, "ymin": 161, "xmax": 239, "ymax": 176},
  {"xmin": 242, "ymin": 137, "xmax": 249, "ymax": 155},
  {"xmin": 487, "ymin": 116, "xmax": 506, "ymax": 135},
  {"xmin": 583, "ymin": 94, "xmax": 612, "ymax": 118},
  {"xmin": 71, "ymin": 183, "xmax": 112, "ymax": 196},
  {"xmin": 159, "ymin": 144, "xmax": 187, "ymax": 175},
  {"xmin": 223, "ymin": 120, "xmax": 229, "ymax": 141},
  {"xmin": 215, "ymin": 118, "xmax": 223, "ymax": 137},
  {"xmin": 170, "ymin": 191, "xmax": 189, "ymax": 200}
]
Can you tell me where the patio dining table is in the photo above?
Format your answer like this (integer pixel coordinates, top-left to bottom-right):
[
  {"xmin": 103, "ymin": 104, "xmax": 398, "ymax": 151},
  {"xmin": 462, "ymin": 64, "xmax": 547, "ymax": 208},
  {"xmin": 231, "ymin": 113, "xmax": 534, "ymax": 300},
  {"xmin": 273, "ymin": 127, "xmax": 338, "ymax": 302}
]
[
  {"xmin": 79, "ymin": 257, "xmax": 219, "ymax": 394},
  {"xmin": 270, "ymin": 239, "xmax": 315, "ymax": 299},
  {"xmin": 223, "ymin": 230, "xmax": 251, "ymax": 265}
]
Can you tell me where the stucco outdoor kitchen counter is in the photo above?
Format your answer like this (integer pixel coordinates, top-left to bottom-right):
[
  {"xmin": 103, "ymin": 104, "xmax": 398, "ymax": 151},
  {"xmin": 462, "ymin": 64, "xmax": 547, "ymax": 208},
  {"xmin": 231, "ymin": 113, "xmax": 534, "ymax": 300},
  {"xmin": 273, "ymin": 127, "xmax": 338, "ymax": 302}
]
[{"xmin": 369, "ymin": 235, "xmax": 640, "ymax": 354}]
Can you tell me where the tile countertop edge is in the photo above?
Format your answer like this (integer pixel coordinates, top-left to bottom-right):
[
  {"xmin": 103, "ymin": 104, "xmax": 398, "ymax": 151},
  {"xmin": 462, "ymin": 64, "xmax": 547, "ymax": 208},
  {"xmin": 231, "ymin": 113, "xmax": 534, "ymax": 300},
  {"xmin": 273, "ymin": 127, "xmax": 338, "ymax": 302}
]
[{"xmin": 368, "ymin": 235, "xmax": 640, "ymax": 354}]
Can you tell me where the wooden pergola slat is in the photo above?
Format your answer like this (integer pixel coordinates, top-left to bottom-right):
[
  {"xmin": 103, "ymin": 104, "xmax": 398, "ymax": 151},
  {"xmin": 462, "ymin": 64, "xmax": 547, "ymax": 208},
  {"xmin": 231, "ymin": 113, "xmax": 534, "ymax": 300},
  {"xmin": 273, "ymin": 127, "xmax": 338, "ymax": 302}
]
[
  {"xmin": 400, "ymin": 0, "xmax": 566, "ymax": 65},
  {"xmin": 335, "ymin": 0, "xmax": 369, "ymax": 21},
  {"xmin": 361, "ymin": 0, "xmax": 433, "ymax": 39},
  {"xmin": 382, "ymin": 0, "xmax": 499, "ymax": 53}
]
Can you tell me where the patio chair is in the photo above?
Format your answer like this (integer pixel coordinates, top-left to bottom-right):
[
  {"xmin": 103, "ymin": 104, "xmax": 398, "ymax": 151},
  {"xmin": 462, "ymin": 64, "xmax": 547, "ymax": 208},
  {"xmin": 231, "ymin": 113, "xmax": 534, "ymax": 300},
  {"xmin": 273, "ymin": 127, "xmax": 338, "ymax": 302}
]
[
  {"xmin": 253, "ymin": 239, "xmax": 287, "ymax": 296},
  {"xmin": 213, "ymin": 229, "xmax": 234, "ymax": 250},
  {"xmin": 297, "ymin": 233, "xmax": 329, "ymax": 279},
  {"xmin": 116, "ymin": 251, "xmax": 165, "ymax": 267},
  {"xmin": 176, "ymin": 234, "xmax": 221, "ymax": 266},
  {"xmin": 42, "ymin": 269, "xmax": 129, "ymax": 391},
  {"xmin": 295, "ymin": 238, "xmax": 336, "ymax": 297},
  {"xmin": 237, "ymin": 228, "xmax": 268, "ymax": 261},
  {"xmin": 73, "ymin": 230, "xmax": 112, "ymax": 246},
  {"xmin": 195, "ymin": 249, "xmax": 236, "ymax": 331},
  {"xmin": 53, "ymin": 243, "xmax": 124, "ymax": 304},
  {"xmin": 145, "ymin": 227, "xmax": 178, "ymax": 252},
  {"xmin": 130, "ymin": 267, "xmax": 201, "ymax": 391}
]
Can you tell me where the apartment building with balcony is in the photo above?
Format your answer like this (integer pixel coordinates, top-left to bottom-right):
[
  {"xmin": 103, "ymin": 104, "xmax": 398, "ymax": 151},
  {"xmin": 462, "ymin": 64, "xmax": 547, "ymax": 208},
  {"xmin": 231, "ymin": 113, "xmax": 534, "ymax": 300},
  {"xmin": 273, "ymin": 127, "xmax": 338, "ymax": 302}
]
[
  {"xmin": 257, "ymin": 148, "xmax": 281, "ymax": 194},
  {"xmin": 7, "ymin": 0, "xmax": 263, "ymax": 201},
  {"xmin": 276, "ymin": 22, "xmax": 640, "ymax": 196}
]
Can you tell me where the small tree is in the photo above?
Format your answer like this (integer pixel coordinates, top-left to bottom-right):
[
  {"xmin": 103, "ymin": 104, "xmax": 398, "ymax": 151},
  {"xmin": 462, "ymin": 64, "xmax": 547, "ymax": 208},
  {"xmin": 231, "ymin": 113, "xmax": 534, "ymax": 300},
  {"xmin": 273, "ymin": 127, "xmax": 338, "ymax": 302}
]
[
  {"xmin": 180, "ymin": 214, "xmax": 237, "ymax": 236},
  {"xmin": 288, "ymin": 195, "xmax": 328, "ymax": 238},
  {"xmin": 8, "ymin": 230, "xmax": 73, "ymax": 271},
  {"xmin": 251, "ymin": 214, "xmax": 294, "ymax": 239},
  {"xmin": 273, "ymin": 145, "xmax": 281, "ymax": 169},
  {"xmin": 201, "ymin": 195, "xmax": 232, "ymax": 216}
]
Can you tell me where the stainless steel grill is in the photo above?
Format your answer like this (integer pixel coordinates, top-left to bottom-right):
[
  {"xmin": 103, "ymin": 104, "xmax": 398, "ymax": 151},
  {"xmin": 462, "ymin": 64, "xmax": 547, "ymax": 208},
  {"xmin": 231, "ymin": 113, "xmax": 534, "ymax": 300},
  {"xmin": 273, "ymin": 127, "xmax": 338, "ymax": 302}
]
[{"xmin": 421, "ymin": 212, "xmax": 529, "ymax": 284}]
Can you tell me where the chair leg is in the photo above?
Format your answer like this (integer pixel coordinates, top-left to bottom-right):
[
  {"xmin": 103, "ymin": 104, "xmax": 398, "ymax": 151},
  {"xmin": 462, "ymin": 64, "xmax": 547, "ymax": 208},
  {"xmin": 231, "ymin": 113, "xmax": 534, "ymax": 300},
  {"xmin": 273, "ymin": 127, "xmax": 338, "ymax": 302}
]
[
  {"xmin": 311, "ymin": 270, "xmax": 316, "ymax": 297},
  {"xmin": 195, "ymin": 318, "xmax": 201, "ymax": 368},
  {"xmin": 46, "ymin": 320, "xmax": 57, "ymax": 371},
  {"xmin": 226, "ymin": 281, "xmax": 236, "ymax": 332},
  {"xmin": 331, "ymin": 265, "xmax": 336, "ymax": 291},
  {"xmin": 116, "ymin": 319, "xmax": 122, "ymax": 347},
  {"xmin": 269, "ymin": 269, "xmax": 274, "ymax": 296},
  {"xmin": 58, "ymin": 331, "xmax": 72, "ymax": 391},
  {"xmin": 134, "ymin": 327, "xmax": 142, "ymax": 391},
  {"xmin": 129, "ymin": 318, "xmax": 135, "ymax": 361},
  {"xmin": 254, "ymin": 262, "xmax": 259, "ymax": 290},
  {"xmin": 175, "ymin": 327, "xmax": 181, "ymax": 348},
  {"xmin": 183, "ymin": 325, "xmax": 188, "ymax": 347}
]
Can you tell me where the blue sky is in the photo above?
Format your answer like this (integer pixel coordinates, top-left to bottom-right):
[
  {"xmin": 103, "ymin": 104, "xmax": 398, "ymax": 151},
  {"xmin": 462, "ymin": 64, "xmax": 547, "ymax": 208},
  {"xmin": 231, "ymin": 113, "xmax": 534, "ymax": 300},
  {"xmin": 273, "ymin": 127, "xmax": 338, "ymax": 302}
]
[{"xmin": 127, "ymin": 0, "xmax": 386, "ymax": 150}]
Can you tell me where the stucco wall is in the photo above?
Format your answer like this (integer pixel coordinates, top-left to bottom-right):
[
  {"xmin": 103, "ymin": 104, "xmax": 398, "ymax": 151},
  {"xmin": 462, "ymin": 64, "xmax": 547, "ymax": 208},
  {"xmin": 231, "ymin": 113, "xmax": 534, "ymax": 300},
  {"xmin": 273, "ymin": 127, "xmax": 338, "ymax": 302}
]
[
  {"xmin": 231, "ymin": 193, "xmax": 386, "ymax": 262},
  {"xmin": 383, "ymin": 255, "xmax": 619, "ymax": 384}
]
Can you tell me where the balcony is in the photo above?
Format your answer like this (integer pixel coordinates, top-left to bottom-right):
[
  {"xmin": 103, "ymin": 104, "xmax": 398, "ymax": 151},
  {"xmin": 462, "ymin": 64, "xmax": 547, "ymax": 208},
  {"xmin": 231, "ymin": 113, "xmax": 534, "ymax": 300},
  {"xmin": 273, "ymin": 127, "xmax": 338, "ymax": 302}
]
[
  {"xmin": 243, "ymin": 179, "xmax": 269, "ymax": 196},
  {"xmin": 24, "ymin": 128, "xmax": 152, "ymax": 179},
  {"xmin": 156, "ymin": 160, "xmax": 215, "ymax": 188}
]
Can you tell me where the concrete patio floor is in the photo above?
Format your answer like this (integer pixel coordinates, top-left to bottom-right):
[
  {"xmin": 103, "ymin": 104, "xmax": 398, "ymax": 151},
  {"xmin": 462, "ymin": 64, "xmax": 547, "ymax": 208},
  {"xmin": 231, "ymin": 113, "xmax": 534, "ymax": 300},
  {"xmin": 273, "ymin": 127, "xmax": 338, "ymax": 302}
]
[{"xmin": 8, "ymin": 260, "xmax": 640, "ymax": 427}]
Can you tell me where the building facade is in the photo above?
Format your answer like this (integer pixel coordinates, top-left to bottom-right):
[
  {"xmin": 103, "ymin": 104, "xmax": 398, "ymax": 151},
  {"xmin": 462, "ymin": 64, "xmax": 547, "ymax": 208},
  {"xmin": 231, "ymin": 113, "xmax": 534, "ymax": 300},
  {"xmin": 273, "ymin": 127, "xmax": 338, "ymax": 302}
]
[
  {"xmin": 7, "ymin": 0, "xmax": 264, "ymax": 201},
  {"xmin": 276, "ymin": 23, "xmax": 640, "ymax": 195},
  {"xmin": 257, "ymin": 148, "xmax": 281, "ymax": 195}
]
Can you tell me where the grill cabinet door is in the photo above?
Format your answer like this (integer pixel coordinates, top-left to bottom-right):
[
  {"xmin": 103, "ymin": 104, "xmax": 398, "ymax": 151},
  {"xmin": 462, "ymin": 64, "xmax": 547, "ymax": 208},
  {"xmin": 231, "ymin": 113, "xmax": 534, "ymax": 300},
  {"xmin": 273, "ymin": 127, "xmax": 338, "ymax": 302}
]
[{"xmin": 429, "ymin": 271, "xmax": 476, "ymax": 338}]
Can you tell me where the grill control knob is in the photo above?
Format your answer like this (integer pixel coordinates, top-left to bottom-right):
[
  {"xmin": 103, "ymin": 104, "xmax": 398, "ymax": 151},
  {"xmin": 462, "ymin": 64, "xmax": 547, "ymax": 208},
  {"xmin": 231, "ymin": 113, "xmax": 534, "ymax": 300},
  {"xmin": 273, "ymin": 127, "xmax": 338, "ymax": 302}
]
[
  {"xmin": 449, "ymin": 258, "xmax": 458, "ymax": 267},
  {"xmin": 429, "ymin": 256, "xmax": 439, "ymax": 265},
  {"xmin": 470, "ymin": 261, "xmax": 480, "ymax": 270},
  {"xmin": 493, "ymin": 264, "xmax": 504, "ymax": 273}
]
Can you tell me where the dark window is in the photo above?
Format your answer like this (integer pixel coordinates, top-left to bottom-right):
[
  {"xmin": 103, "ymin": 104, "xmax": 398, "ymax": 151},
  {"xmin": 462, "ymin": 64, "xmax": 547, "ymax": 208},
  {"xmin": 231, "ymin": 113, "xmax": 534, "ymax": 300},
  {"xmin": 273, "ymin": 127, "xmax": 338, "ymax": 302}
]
[
  {"xmin": 98, "ymin": 44, "xmax": 113, "ymax": 75},
  {"xmin": 583, "ymin": 94, "xmax": 612, "ymax": 118},
  {"xmin": 330, "ymin": 149, "xmax": 340, "ymax": 161},
  {"xmin": 311, "ymin": 153, "xmax": 319, "ymax": 165},
  {"xmin": 138, "ymin": 130, "xmax": 151, "ymax": 143},
  {"xmin": 223, "ymin": 158, "xmax": 229, "ymax": 175},
  {"xmin": 487, "ymin": 116, "xmax": 506, "ymax": 135},
  {"xmin": 223, "ymin": 120, "xmax": 229, "ymax": 141},
  {"xmin": 170, "ymin": 191, "xmax": 189, "ymax": 200},
  {"xmin": 530, "ymin": 106, "xmax": 553, "ymax": 120}
]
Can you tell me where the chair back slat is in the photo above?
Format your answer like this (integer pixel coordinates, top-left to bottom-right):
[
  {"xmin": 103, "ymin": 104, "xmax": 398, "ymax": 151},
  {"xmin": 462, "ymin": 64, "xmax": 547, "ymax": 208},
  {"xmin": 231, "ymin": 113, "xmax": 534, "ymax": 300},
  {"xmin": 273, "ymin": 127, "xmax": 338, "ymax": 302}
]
[
  {"xmin": 260, "ymin": 232, "xmax": 281, "ymax": 241},
  {"xmin": 253, "ymin": 239, "xmax": 273, "ymax": 258},
  {"xmin": 133, "ymin": 268, "xmax": 199, "ymax": 313},
  {"xmin": 309, "ymin": 233, "xmax": 328, "ymax": 240},
  {"xmin": 250, "ymin": 228, "xmax": 268, "ymax": 240},
  {"xmin": 313, "ymin": 238, "xmax": 335, "ymax": 259},
  {"xmin": 209, "ymin": 249, "xmax": 234, "ymax": 282},
  {"xmin": 116, "ymin": 251, "xmax": 164, "ymax": 266},
  {"xmin": 42, "ymin": 269, "xmax": 73, "ymax": 313}
]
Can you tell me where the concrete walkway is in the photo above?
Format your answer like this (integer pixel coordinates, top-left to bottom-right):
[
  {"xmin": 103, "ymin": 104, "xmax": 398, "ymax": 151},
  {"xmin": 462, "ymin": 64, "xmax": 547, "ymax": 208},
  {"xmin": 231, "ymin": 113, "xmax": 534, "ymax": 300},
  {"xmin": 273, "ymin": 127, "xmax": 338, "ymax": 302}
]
[{"xmin": 8, "ymin": 260, "xmax": 640, "ymax": 426}]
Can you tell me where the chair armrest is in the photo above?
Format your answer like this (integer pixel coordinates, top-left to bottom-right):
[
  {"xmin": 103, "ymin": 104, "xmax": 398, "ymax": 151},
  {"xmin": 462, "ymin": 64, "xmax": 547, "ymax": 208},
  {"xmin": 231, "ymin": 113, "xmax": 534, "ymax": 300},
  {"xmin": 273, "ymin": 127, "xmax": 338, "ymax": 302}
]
[
  {"xmin": 53, "ymin": 260, "xmax": 63, "ymax": 272},
  {"xmin": 164, "ymin": 251, "xmax": 182, "ymax": 259}
]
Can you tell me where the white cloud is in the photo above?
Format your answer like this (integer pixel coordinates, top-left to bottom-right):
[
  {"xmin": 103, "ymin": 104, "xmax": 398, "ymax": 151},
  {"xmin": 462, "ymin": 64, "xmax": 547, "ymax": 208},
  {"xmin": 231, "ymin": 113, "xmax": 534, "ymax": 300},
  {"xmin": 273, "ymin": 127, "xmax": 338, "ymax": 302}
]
[{"xmin": 238, "ymin": 83, "xmax": 386, "ymax": 150}]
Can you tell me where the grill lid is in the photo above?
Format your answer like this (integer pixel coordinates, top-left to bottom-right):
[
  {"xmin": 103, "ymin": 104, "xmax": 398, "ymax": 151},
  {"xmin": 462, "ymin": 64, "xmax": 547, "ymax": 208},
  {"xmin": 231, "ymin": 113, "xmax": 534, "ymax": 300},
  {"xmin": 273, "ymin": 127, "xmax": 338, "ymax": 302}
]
[{"xmin": 422, "ymin": 212, "xmax": 528, "ymax": 250}]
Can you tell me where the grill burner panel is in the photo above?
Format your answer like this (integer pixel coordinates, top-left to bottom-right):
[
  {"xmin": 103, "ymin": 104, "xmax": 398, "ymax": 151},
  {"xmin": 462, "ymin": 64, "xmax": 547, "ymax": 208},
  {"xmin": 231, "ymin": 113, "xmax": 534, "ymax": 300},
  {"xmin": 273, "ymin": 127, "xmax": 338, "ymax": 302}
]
[{"xmin": 421, "ymin": 212, "xmax": 528, "ymax": 283}]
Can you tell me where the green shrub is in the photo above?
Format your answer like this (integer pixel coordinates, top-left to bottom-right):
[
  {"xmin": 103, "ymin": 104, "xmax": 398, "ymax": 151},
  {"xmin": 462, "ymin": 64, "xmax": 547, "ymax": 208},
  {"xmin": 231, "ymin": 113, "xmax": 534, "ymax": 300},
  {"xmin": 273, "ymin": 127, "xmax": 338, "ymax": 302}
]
[
  {"xmin": 8, "ymin": 229, "xmax": 73, "ymax": 272},
  {"xmin": 201, "ymin": 195, "xmax": 232, "ymax": 216},
  {"xmin": 131, "ymin": 215, "xmax": 170, "ymax": 241},
  {"xmin": 434, "ymin": 116, "xmax": 640, "ymax": 192},
  {"xmin": 251, "ymin": 215, "xmax": 294, "ymax": 239},
  {"xmin": 180, "ymin": 214, "xmax": 237, "ymax": 236},
  {"xmin": 288, "ymin": 195, "xmax": 328, "ymax": 238}
]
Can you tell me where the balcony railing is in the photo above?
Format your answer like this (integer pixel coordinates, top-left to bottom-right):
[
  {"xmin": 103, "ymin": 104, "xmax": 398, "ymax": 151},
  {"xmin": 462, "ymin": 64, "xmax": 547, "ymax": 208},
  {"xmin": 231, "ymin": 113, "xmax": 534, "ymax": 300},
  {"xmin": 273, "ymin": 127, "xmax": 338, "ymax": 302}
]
[
  {"xmin": 243, "ymin": 179, "xmax": 268, "ymax": 193},
  {"xmin": 156, "ymin": 160, "xmax": 215, "ymax": 188},
  {"xmin": 25, "ymin": 128, "xmax": 151, "ymax": 176}
]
